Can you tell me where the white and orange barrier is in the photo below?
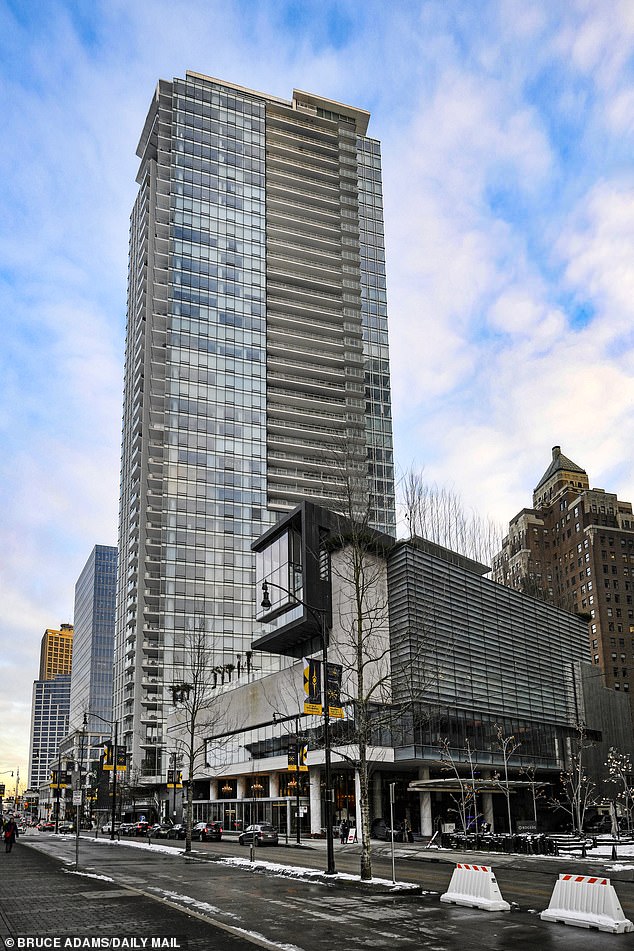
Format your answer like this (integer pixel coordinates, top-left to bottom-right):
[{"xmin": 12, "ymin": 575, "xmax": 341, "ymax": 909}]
[
  {"xmin": 440, "ymin": 863, "xmax": 510, "ymax": 912},
  {"xmin": 541, "ymin": 874, "xmax": 633, "ymax": 934}
]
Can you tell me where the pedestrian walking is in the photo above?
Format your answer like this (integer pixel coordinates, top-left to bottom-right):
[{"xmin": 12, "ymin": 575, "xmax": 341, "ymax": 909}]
[
  {"xmin": 4, "ymin": 817, "xmax": 17, "ymax": 853},
  {"xmin": 339, "ymin": 818, "xmax": 349, "ymax": 844}
]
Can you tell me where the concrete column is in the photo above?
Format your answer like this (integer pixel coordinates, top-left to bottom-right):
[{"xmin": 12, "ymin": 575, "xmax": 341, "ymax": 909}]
[
  {"xmin": 372, "ymin": 772, "xmax": 382, "ymax": 820},
  {"xmin": 236, "ymin": 776, "xmax": 247, "ymax": 800},
  {"xmin": 354, "ymin": 770, "xmax": 362, "ymax": 844},
  {"xmin": 309, "ymin": 768, "xmax": 322, "ymax": 836},
  {"xmin": 208, "ymin": 779, "xmax": 218, "ymax": 801},
  {"xmin": 269, "ymin": 773, "xmax": 279, "ymax": 798},
  {"xmin": 418, "ymin": 766, "xmax": 432, "ymax": 836},
  {"xmin": 481, "ymin": 770, "xmax": 494, "ymax": 831}
]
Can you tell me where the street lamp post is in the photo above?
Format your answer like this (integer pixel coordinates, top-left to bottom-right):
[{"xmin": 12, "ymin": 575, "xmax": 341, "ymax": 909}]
[
  {"xmin": 88, "ymin": 712, "xmax": 120, "ymax": 841},
  {"xmin": 54, "ymin": 751, "xmax": 62, "ymax": 834},
  {"xmin": 260, "ymin": 581, "xmax": 336, "ymax": 875},
  {"xmin": 169, "ymin": 750, "xmax": 180, "ymax": 821},
  {"xmin": 72, "ymin": 718, "xmax": 88, "ymax": 867}
]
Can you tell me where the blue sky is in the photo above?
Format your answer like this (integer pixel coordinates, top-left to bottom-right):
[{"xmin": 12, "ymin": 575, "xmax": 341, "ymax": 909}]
[{"xmin": 2, "ymin": 0, "xmax": 634, "ymax": 782}]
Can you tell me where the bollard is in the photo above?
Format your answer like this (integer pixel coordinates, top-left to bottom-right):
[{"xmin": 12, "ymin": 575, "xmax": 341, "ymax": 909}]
[
  {"xmin": 440, "ymin": 864, "xmax": 510, "ymax": 912},
  {"xmin": 541, "ymin": 874, "xmax": 633, "ymax": 933}
]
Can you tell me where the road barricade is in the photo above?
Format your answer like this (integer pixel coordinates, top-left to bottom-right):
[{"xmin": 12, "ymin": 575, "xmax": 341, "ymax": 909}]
[
  {"xmin": 540, "ymin": 874, "xmax": 633, "ymax": 933},
  {"xmin": 440, "ymin": 863, "xmax": 510, "ymax": 912}
]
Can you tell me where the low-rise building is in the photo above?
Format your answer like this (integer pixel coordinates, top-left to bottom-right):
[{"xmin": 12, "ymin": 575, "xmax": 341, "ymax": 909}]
[{"xmin": 167, "ymin": 503, "xmax": 631, "ymax": 838}]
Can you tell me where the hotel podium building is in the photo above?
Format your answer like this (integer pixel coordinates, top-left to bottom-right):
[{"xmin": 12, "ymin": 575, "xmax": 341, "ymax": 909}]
[{"xmin": 115, "ymin": 72, "xmax": 396, "ymax": 779}]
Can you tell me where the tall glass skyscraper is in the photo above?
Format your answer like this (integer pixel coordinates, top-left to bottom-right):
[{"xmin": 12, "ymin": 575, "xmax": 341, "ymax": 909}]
[
  {"xmin": 115, "ymin": 72, "xmax": 395, "ymax": 778},
  {"xmin": 69, "ymin": 545, "xmax": 118, "ymax": 732}
]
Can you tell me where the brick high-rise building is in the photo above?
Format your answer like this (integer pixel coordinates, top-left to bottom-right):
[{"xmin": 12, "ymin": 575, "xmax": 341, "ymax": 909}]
[{"xmin": 492, "ymin": 446, "xmax": 634, "ymax": 726}]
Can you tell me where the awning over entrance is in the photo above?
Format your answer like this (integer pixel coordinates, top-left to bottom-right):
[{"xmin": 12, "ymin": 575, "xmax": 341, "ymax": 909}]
[{"xmin": 408, "ymin": 778, "xmax": 541, "ymax": 795}]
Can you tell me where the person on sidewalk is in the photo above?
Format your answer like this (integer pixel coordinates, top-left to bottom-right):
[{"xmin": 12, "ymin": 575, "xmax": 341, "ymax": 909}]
[
  {"xmin": 339, "ymin": 818, "xmax": 349, "ymax": 844},
  {"xmin": 4, "ymin": 817, "xmax": 18, "ymax": 853}
]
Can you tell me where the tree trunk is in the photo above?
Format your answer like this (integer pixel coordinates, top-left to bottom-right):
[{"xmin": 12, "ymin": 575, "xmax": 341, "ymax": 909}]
[{"xmin": 359, "ymin": 755, "xmax": 372, "ymax": 881}]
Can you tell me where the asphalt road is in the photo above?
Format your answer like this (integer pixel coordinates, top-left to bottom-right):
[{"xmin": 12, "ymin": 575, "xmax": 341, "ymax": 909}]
[{"xmin": 13, "ymin": 831, "xmax": 634, "ymax": 951}]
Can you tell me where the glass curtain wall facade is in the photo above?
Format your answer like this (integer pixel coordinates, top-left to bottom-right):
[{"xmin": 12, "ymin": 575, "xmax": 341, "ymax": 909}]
[
  {"xmin": 69, "ymin": 545, "xmax": 118, "ymax": 733},
  {"xmin": 115, "ymin": 72, "xmax": 395, "ymax": 779},
  {"xmin": 28, "ymin": 675, "xmax": 71, "ymax": 789},
  {"xmin": 388, "ymin": 539, "xmax": 592, "ymax": 769}
]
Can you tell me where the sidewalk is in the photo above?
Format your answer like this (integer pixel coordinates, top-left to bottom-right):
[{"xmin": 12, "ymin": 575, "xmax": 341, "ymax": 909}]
[
  {"xmin": 297, "ymin": 834, "xmax": 634, "ymax": 882},
  {"xmin": 0, "ymin": 841, "xmax": 236, "ymax": 948}
]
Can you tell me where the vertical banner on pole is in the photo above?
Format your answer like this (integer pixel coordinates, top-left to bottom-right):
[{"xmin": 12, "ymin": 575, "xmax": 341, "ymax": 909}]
[
  {"xmin": 326, "ymin": 663, "xmax": 344, "ymax": 719},
  {"xmin": 303, "ymin": 658, "xmax": 322, "ymax": 715}
]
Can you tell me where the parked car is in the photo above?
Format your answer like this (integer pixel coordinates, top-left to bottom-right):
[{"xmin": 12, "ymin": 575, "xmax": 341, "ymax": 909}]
[
  {"xmin": 154, "ymin": 823, "xmax": 173, "ymax": 838},
  {"xmin": 57, "ymin": 821, "xmax": 75, "ymax": 833},
  {"xmin": 100, "ymin": 822, "xmax": 121, "ymax": 834},
  {"xmin": 370, "ymin": 818, "xmax": 395, "ymax": 841},
  {"xmin": 192, "ymin": 821, "xmax": 222, "ymax": 842},
  {"xmin": 238, "ymin": 823, "xmax": 278, "ymax": 846},
  {"xmin": 167, "ymin": 824, "xmax": 186, "ymax": 840},
  {"xmin": 133, "ymin": 821, "xmax": 150, "ymax": 836},
  {"xmin": 37, "ymin": 820, "xmax": 55, "ymax": 832},
  {"xmin": 118, "ymin": 822, "xmax": 136, "ymax": 836}
]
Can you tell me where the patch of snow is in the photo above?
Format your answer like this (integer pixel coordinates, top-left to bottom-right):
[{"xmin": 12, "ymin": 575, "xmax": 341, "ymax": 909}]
[
  {"xmin": 147, "ymin": 887, "xmax": 233, "ymax": 918},
  {"xmin": 62, "ymin": 869, "xmax": 115, "ymax": 882},
  {"xmin": 146, "ymin": 886, "xmax": 303, "ymax": 951},
  {"xmin": 80, "ymin": 835, "xmax": 188, "ymax": 857},
  {"xmin": 219, "ymin": 855, "xmax": 419, "ymax": 889}
]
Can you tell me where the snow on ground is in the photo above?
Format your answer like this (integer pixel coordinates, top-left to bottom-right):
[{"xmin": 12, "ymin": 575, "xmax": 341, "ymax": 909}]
[
  {"xmin": 58, "ymin": 830, "xmax": 634, "ymax": 877},
  {"xmin": 70, "ymin": 833, "xmax": 422, "ymax": 888},
  {"xmin": 146, "ymin": 887, "xmax": 235, "ymax": 918},
  {"xmin": 145, "ymin": 885, "xmax": 304, "ymax": 951},
  {"xmin": 557, "ymin": 837, "xmax": 634, "ymax": 870},
  {"xmin": 220, "ymin": 855, "xmax": 424, "ymax": 890},
  {"xmin": 62, "ymin": 869, "xmax": 115, "ymax": 882}
]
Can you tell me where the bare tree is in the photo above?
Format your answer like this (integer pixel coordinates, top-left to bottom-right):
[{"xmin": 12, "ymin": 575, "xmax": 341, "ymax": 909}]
[
  {"xmin": 605, "ymin": 747, "xmax": 633, "ymax": 833},
  {"xmin": 491, "ymin": 726, "xmax": 521, "ymax": 834},
  {"xmin": 399, "ymin": 470, "xmax": 503, "ymax": 568},
  {"xmin": 519, "ymin": 763, "xmax": 548, "ymax": 826},
  {"xmin": 170, "ymin": 621, "xmax": 235, "ymax": 853},
  {"xmin": 549, "ymin": 724, "xmax": 599, "ymax": 835},
  {"xmin": 438, "ymin": 738, "xmax": 479, "ymax": 834},
  {"xmin": 323, "ymin": 459, "xmax": 433, "ymax": 881}
]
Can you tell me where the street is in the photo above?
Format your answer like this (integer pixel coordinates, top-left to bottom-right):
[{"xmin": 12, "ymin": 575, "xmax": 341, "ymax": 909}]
[{"xmin": 4, "ymin": 831, "xmax": 631, "ymax": 951}]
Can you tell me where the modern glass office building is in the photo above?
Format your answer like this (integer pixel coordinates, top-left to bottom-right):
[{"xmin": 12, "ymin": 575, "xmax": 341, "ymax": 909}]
[
  {"xmin": 28, "ymin": 675, "xmax": 71, "ymax": 790},
  {"xmin": 69, "ymin": 545, "xmax": 118, "ymax": 733},
  {"xmin": 115, "ymin": 72, "xmax": 395, "ymax": 778}
]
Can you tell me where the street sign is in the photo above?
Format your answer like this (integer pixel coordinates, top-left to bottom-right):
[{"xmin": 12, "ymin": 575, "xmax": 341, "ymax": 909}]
[{"xmin": 72, "ymin": 791, "xmax": 82, "ymax": 805}]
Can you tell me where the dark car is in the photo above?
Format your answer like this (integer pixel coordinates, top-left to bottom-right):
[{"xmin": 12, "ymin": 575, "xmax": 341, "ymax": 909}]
[
  {"xmin": 118, "ymin": 822, "xmax": 135, "ymax": 836},
  {"xmin": 166, "ymin": 823, "xmax": 185, "ymax": 839},
  {"xmin": 370, "ymin": 818, "xmax": 396, "ymax": 841},
  {"xmin": 154, "ymin": 823, "xmax": 173, "ymax": 838},
  {"xmin": 133, "ymin": 821, "xmax": 150, "ymax": 836},
  {"xmin": 57, "ymin": 821, "xmax": 75, "ymax": 834},
  {"xmin": 238, "ymin": 823, "xmax": 278, "ymax": 846},
  {"xmin": 193, "ymin": 821, "xmax": 222, "ymax": 842}
]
